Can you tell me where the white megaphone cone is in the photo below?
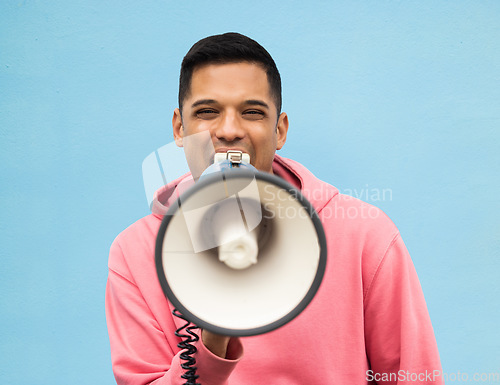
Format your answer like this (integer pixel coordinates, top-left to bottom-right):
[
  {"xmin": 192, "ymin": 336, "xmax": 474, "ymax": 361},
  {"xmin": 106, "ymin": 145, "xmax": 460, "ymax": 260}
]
[{"xmin": 155, "ymin": 151, "xmax": 327, "ymax": 337}]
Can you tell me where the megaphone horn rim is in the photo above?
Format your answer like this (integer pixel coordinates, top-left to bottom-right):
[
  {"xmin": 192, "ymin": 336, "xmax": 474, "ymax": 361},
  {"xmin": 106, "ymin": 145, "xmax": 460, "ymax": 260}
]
[{"xmin": 155, "ymin": 168, "xmax": 327, "ymax": 337}]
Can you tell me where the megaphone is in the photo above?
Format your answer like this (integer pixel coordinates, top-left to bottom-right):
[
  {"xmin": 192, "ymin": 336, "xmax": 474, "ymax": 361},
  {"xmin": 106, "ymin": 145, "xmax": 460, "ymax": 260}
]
[{"xmin": 155, "ymin": 151, "xmax": 327, "ymax": 337}]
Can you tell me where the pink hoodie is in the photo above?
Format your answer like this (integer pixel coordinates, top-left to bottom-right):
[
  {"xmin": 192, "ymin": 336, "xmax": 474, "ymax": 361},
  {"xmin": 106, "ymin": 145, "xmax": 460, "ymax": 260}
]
[{"xmin": 106, "ymin": 154, "xmax": 443, "ymax": 384}]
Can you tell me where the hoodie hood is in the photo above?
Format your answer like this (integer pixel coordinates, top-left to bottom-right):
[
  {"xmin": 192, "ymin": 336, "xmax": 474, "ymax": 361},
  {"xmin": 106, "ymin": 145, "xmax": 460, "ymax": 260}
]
[{"xmin": 151, "ymin": 154, "xmax": 338, "ymax": 220}]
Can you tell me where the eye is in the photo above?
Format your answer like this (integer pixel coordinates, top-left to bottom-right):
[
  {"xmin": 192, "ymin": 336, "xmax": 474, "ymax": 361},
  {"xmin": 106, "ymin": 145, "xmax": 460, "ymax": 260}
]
[
  {"xmin": 195, "ymin": 109, "xmax": 219, "ymax": 119},
  {"xmin": 243, "ymin": 109, "xmax": 265, "ymax": 120}
]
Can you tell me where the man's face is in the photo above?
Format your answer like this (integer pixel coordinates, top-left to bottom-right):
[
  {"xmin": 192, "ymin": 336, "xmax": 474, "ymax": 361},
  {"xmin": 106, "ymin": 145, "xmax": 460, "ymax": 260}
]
[{"xmin": 173, "ymin": 62, "xmax": 288, "ymax": 178}]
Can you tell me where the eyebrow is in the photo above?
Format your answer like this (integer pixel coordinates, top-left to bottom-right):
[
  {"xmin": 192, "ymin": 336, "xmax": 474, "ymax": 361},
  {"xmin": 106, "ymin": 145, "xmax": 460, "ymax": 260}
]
[
  {"xmin": 190, "ymin": 99, "xmax": 270, "ymax": 110},
  {"xmin": 244, "ymin": 100, "xmax": 270, "ymax": 110},
  {"xmin": 191, "ymin": 99, "xmax": 218, "ymax": 108}
]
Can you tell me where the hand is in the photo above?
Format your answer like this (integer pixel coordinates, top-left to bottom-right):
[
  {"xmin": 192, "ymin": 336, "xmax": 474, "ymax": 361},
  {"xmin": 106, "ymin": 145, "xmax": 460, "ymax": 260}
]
[{"xmin": 201, "ymin": 329, "xmax": 231, "ymax": 358}]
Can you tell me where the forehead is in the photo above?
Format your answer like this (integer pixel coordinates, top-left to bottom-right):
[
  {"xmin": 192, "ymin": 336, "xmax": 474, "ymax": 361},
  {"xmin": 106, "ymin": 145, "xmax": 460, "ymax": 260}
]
[{"xmin": 188, "ymin": 62, "xmax": 272, "ymax": 103}]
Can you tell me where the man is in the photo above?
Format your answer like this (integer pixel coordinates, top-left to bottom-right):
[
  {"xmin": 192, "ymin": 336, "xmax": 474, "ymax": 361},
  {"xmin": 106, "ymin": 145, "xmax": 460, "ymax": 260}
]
[{"xmin": 106, "ymin": 32, "xmax": 443, "ymax": 384}]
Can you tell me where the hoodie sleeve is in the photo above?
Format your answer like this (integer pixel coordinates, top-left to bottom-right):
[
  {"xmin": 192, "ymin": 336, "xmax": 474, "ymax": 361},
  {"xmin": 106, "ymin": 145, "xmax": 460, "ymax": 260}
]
[
  {"xmin": 363, "ymin": 233, "xmax": 444, "ymax": 385},
  {"xmin": 105, "ymin": 238, "xmax": 243, "ymax": 385}
]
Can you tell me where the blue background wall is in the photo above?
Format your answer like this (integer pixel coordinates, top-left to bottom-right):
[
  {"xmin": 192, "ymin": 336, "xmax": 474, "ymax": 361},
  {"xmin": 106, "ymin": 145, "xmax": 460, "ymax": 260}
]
[{"xmin": 1, "ymin": 1, "xmax": 498, "ymax": 383}]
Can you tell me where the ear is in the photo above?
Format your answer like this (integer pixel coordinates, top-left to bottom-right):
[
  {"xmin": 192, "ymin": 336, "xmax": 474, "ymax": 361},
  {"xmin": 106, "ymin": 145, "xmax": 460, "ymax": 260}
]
[
  {"xmin": 276, "ymin": 112, "xmax": 289, "ymax": 150},
  {"xmin": 172, "ymin": 108, "xmax": 184, "ymax": 147}
]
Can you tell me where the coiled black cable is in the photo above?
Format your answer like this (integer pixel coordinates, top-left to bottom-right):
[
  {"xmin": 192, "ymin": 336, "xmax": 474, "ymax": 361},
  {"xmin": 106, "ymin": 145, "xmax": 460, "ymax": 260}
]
[{"xmin": 173, "ymin": 308, "xmax": 201, "ymax": 385}]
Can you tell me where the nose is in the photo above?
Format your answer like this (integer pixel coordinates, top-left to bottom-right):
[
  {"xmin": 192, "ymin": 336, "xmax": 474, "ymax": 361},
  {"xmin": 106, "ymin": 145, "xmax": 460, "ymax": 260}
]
[{"xmin": 213, "ymin": 111, "xmax": 245, "ymax": 142}]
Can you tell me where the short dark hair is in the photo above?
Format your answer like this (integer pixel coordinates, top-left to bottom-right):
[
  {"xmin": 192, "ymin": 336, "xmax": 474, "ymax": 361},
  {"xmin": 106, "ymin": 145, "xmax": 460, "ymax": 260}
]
[{"xmin": 178, "ymin": 32, "xmax": 282, "ymax": 115}]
